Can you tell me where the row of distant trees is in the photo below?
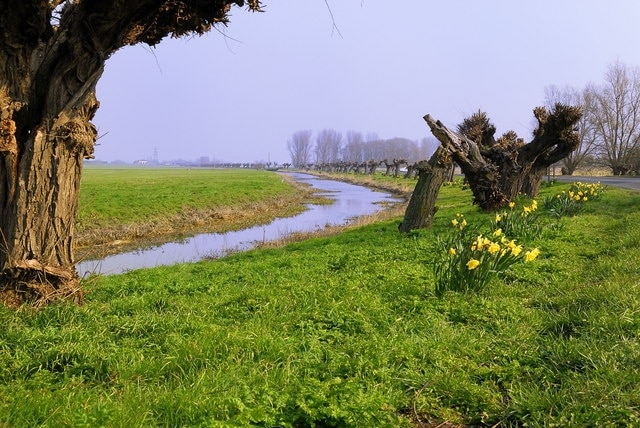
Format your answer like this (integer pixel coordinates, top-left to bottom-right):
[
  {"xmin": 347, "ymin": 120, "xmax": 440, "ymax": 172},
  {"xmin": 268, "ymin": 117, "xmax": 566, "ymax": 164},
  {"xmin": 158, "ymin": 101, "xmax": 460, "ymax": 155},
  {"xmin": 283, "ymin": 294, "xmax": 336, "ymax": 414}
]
[
  {"xmin": 287, "ymin": 129, "xmax": 435, "ymax": 170},
  {"xmin": 545, "ymin": 61, "xmax": 640, "ymax": 175}
]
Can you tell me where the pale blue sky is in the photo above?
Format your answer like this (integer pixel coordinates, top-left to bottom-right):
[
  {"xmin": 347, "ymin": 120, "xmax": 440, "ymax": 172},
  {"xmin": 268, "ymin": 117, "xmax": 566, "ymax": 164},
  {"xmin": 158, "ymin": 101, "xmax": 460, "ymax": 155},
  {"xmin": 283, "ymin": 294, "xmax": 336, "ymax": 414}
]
[{"xmin": 93, "ymin": 1, "xmax": 640, "ymax": 164}]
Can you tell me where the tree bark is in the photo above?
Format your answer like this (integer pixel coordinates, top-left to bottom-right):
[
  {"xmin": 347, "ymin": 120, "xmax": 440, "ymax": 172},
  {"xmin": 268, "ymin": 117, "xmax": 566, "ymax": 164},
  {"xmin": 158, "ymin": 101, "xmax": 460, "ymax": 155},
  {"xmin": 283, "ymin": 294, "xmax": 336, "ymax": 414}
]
[
  {"xmin": 398, "ymin": 147, "xmax": 452, "ymax": 232},
  {"xmin": 0, "ymin": 5, "xmax": 103, "ymax": 304}
]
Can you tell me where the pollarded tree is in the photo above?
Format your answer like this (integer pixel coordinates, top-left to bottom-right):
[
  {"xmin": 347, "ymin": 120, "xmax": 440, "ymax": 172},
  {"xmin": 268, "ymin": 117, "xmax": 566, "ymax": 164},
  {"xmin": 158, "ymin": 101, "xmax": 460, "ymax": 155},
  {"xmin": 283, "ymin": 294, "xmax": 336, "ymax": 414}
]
[
  {"xmin": 400, "ymin": 105, "xmax": 581, "ymax": 233},
  {"xmin": 0, "ymin": 0, "xmax": 263, "ymax": 306},
  {"xmin": 423, "ymin": 104, "xmax": 582, "ymax": 211}
]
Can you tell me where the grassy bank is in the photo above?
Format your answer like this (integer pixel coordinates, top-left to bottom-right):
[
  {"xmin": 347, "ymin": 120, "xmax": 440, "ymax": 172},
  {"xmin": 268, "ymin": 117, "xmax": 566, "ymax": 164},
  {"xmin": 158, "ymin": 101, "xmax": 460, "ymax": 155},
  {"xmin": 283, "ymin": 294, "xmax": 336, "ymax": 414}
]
[
  {"xmin": 75, "ymin": 167, "xmax": 323, "ymax": 259},
  {"xmin": 2, "ymin": 176, "xmax": 640, "ymax": 426}
]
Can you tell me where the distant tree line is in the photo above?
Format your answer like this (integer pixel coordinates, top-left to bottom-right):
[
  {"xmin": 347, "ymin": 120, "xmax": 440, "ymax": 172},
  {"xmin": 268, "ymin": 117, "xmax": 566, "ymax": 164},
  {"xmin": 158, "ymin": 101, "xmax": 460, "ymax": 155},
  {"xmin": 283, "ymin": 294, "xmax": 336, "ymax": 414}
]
[
  {"xmin": 286, "ymin": 129, "xmax": 436, "ymax": 177},
  {"xmin": 546, "ymin": 61, "xmax": 640, "ymax": 176}
]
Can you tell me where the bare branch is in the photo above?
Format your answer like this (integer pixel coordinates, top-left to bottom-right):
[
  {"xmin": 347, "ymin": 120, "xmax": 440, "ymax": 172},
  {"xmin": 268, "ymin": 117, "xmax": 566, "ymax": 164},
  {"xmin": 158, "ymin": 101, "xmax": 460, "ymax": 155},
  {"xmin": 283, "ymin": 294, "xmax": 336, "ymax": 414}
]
[{"xmin": 323, "ymin": 0, "xmax": 343, "ymax": 38}]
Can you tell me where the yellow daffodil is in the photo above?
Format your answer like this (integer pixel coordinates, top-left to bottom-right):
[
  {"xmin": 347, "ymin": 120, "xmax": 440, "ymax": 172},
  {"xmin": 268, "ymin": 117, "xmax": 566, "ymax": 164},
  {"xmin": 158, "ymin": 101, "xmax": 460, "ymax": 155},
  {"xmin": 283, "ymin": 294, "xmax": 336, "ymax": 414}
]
[
  {"xmin": 509, "ymin": 202, "xmax": 516, "ymax": 209},
  {"xmin": 488, "ymin": 242, "xmax": 501, "ymax": 254},
  {"xmin": 524, "ymin": 248, "xmax": 540, "ymax": 262},
  {"xmin": 451, "ymin": 219, "xmax": 459, "ymax": 226},
  {"xmin": 493, "ymin": 228, "xmax": 502, "ymax": 237},
  {"xmin": 511, "ymin": 245, "xmax": 523, "ymax": 257},
  {"xmin": 466, "ymin": 258, "xmax": 480, "ymax": 270},
  {"xmin": 495, "ymin": 213, "xmax": 502, "ymax": 222},
  {"xmin": 448, "ymin": 247, "xmax": 456, "ymax": 256}
]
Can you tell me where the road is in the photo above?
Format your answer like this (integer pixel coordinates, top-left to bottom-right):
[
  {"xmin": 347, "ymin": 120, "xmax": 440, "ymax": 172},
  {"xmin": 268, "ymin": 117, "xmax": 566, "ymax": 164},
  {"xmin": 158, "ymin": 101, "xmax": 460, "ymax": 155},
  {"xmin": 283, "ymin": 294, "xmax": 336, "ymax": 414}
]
[{"xmin": 554, "ymin": 175, "xmax": 640, "ymax": 192}]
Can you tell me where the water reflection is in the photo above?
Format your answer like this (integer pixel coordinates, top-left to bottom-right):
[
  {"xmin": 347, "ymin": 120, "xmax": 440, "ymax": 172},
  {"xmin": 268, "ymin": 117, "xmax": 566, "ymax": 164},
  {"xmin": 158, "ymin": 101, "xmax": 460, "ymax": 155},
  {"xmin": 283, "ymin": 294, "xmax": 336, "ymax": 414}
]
[{"xmin": 77, "ymin": 172, "xmax": 400, "ymax": 276}]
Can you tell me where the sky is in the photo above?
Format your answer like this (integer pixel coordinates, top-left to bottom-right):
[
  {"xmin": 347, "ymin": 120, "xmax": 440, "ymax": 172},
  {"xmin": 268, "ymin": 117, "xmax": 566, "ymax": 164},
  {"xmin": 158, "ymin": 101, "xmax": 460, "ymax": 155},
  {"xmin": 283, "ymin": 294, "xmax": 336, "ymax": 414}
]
[{"xmin": 92, "ymin": 1, "xmax": 640, "ymax": 164}]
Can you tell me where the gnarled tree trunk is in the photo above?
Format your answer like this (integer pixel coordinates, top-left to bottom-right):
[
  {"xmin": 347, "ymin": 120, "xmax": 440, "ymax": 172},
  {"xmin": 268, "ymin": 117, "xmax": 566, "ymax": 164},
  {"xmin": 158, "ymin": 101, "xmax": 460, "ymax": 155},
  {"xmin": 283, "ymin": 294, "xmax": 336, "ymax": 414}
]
[
  {"xmin": 0, "ymin": 9, "xmax": 103, "ymax": 305},
  {"xmin": 398, "ymin": 147, "xmax": 452, "ymax": 232},
  {"xmin": 424, "ymin": 104, "xmax": 582, "ymax": 211}
]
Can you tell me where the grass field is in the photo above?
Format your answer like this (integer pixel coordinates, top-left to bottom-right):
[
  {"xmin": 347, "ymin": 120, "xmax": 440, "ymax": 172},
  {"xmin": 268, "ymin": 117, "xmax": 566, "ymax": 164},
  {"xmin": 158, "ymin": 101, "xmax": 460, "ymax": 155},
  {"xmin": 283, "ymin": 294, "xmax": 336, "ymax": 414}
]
[
  {"xmin": 2, "ymin": 173, "xmax": 640, "ymax": 426},
  {"xmin": 75, "ymin": 167, "xmax": 321, "ymax": 258}
]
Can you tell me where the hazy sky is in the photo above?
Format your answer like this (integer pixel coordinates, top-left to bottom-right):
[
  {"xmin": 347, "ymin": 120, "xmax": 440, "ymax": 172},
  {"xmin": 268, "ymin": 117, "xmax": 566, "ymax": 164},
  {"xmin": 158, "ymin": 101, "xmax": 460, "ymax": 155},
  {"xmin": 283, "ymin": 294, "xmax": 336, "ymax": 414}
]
[{"xmin": 93, "ymin": 1, "xmax": 640, "ymax": 164}]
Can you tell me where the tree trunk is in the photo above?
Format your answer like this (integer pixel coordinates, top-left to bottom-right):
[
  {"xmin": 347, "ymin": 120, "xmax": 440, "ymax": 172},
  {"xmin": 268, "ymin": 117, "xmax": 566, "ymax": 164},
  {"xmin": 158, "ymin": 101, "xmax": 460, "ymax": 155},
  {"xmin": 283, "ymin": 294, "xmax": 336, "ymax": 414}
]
[
  {"xmin": 0, "ymin": 6, "xmax": 103, "ymax": 305},
  {"xmin": 398, "ymin": 147, "xmax": 452, "ymax": 232},
  {"xmin": 520, "ymin": 167, "xmax": 545, "ymax": 197},
  {"xmin": 383, "ymin": 160, "xmax": 393, "ymax": 176},
  {"xmin": 1, "ymin": 95, "xmax": 100, "ymax": 307},
  {"xmin": 393, "ymin": 159, "xmax": 406, "ymax": 178}
]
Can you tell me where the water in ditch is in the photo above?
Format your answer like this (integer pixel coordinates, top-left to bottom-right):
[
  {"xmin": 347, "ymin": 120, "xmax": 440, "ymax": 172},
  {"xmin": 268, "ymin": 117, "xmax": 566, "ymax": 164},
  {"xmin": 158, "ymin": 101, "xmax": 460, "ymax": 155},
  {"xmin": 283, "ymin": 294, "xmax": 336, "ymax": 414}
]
[{"xmin": 77, "ymin": 172, "xmax": 401, "ymax": 276}]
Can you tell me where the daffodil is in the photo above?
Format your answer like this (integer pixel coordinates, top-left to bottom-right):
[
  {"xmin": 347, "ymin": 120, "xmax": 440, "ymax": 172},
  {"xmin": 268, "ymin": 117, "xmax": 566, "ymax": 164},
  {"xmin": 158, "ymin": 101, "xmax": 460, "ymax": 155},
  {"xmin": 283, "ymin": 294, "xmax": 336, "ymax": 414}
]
[
  {"xmin": 488, "ymin": 242, "xmax": 501, "ymax": 254},
  {"xmin": 524, "ymin": 248, "xmax": 540, "ymax": 262},
  {"xmin": 466, "ymin": 258, "xmax": 480, "ymax": 270},
  {"xmin": 509, "ymin": 202, "xmax": 516, "ymax": 209},
  {"xmin": 493, "ymin": 228, "xmax": 502, "ymax": 237},
  {"xmin": 448, "ymin": 247, "xmax": 456, "ymax": 256},
  {"xmin": 451, "ymin": 219, "xmax": 459, "ymax": 226},
  {"xmin": 511, "ymin": 245, "xmax": 523, "ymax": 257},
  {"xmin": 495, "ymin": 213, "xmax": 502, "ymax": 222}
]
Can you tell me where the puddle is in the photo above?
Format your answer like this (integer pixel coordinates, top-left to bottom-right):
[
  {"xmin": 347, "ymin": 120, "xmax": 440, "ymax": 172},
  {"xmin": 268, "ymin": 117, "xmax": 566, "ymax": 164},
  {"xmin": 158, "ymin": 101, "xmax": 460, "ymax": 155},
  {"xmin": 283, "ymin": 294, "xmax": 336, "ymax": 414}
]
[{"xmin": 77, "ymin": 172, "xmax": 401, "ymax": 276}]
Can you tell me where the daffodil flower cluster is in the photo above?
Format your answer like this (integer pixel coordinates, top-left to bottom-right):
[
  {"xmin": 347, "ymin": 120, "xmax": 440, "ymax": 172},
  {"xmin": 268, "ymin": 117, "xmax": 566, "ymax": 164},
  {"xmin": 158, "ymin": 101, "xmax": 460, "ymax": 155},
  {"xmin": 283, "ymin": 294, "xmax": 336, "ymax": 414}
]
[
  {"xmin": 450, "ymin": 213, "xmax": 468, "ymax": 231},
  {"xmin": 491, "ymin": 200, "xmax": 543, "ymax": 240},
  {"xmin": 560, "ymin": 181, "xmax": 605, "ymax": 201},
  {"xmin": 521, "ymin": 199, "xmax": 538, "ymax": 216},
  {"xmin": 543, "ymin": 181, "xmax": 606, "ymax": 218},
  {"xmin": 433, "ymin": 214, "xmax": 540, "ymax": 296}
]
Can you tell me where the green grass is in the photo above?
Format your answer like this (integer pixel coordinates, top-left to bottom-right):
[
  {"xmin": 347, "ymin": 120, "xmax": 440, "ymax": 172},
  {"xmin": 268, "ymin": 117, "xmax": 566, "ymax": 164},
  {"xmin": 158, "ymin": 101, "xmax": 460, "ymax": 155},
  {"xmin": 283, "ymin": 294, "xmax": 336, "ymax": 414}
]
[
  {"xmin": 2, "ymin": 179, "xmax": 640, "ymax": 426},
  {"xmin": 77, "ymin": 167, "xmax": 298, "ymax": 229}
]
